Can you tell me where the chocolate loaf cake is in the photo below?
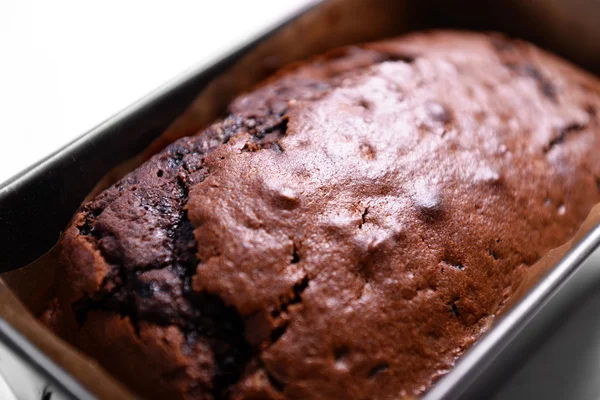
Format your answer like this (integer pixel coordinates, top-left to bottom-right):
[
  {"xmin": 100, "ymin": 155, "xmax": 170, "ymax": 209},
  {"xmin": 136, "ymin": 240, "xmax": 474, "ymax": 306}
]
[{"xmin": 53, "ymin": 31, "xmax": 600, "ymax": 399}]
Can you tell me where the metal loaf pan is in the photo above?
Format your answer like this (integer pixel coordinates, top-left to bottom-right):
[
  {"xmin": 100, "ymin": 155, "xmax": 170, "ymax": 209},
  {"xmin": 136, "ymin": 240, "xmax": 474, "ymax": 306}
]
[{"xmin": 0, "ymin": 1, "xmax": 599, "ymax": 399}]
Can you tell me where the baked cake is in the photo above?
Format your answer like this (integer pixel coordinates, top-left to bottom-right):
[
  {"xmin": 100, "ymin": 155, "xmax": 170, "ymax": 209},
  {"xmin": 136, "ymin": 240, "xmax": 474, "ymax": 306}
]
[{"xmin": 52, "ymin": 31, "xmax": 600, "ymax": 399}]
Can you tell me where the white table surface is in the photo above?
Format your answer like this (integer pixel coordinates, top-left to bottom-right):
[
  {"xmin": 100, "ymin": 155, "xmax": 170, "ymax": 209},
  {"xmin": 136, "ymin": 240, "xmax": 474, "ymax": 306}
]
[{"xmin": 1, "ymin": 1, "xmax": 600, "ymax": 399}]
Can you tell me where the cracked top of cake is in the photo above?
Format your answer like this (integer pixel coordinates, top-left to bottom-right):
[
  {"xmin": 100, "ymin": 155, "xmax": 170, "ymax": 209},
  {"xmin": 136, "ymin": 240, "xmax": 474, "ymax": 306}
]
[{"xmin": 54, "ymin": 31, "xmax": 600, "ymax": 400}]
